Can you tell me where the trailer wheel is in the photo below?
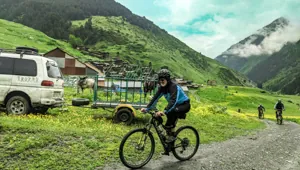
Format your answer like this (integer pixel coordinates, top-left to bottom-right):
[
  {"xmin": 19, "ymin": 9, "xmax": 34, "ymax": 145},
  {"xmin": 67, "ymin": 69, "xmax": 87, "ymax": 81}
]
[{"xmin": 115, "ymin": 108, "xmax": 134, "ymax": 125}]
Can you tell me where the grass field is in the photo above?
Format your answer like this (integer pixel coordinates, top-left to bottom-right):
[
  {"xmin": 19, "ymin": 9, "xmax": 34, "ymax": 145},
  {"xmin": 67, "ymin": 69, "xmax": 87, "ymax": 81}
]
[
  {"xmin": 198, "ymin": 86, "xmax": 300, "ymax": 119},
  {"xmin": 2, "ymin": 85, "xmax": 299, "ymax": 169},
  {"xmin": 0, "ymin": 86, "xmax": 292, "ymax": 169}
]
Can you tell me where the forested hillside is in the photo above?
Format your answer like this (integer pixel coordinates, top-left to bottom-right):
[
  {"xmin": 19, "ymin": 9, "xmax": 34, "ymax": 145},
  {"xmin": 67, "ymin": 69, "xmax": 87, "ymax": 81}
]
[
  {"xmin": 248, "ymin": 40, "xmax": 300, "ymax": 94},
  {"xmin": 0, "ymin": 0, "xmax": 164, "ymax": 40}
]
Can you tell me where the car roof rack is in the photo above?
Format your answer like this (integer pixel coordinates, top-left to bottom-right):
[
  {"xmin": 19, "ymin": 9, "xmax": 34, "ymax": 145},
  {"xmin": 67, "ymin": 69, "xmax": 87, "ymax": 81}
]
[
  {"xmin": 0, "ymin": 47, "xmax": 40, "ymax": 58},
  {"xmin": 16, "ymin": 47, "xmax": 39, "ymax": 54}
]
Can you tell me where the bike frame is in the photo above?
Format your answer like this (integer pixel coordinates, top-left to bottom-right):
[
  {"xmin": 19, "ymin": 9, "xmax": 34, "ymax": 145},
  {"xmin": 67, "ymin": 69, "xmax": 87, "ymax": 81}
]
[
  {"xmin": 143, "ymin": 112, "xmax": 171, "ymax": 153},
  {"xmin": 258, "ymin": 109, "xmax": 264, "ymax": 118},
  {"xmin": 276, "ymin": 109, "xmax": 283, "ymax": 117}
]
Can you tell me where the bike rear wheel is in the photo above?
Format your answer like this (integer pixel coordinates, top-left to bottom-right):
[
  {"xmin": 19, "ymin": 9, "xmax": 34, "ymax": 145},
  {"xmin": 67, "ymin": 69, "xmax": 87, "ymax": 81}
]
[
  {"xmin": 119, "ymin": 128, "xmax": 155, "ymax": 169},
  {"xmin": 172, "ymin": 126, "xmax": 200, "ymax": 161}
]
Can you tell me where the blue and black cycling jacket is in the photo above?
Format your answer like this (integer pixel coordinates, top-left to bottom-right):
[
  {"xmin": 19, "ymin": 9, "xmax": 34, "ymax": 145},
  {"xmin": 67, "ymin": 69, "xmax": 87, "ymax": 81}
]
[{"xmin": 146, "ymin": 81, "xmax": 189, "ymax": 114}]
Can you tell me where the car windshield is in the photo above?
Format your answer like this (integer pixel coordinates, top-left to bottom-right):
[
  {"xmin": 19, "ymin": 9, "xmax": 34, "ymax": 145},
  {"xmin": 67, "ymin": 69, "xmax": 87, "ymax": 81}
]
[{"xmin": 46, "ymin": 61, "xmax": 62, "ymax": 79}]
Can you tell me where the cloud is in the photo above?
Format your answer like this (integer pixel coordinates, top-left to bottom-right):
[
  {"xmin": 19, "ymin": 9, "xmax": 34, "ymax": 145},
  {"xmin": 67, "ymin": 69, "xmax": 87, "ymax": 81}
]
[
  {"xmin": 224, "ymin": 21, "xmax": 300, "ymax": 57},
  {"xmin": 170, "ymin": 29, "xmax": 234, "ymax": 58},
  {"xmin": 154, "ymin": 0, "xmax": 197, "ymax": 25},
  {"xmin": 152, "ymin": 0, "xmax": 300, "ymax": 58}
]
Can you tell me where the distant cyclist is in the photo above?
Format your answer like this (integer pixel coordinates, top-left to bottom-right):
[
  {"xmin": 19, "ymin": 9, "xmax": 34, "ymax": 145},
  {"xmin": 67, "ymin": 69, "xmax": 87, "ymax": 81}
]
[
  {"xmin": 274, "ymin": 99, "xmax": 285, "ymax": 119},
  {"xmin": 257, "ymin": 104, "xmax": 265, "ymax": 119}
]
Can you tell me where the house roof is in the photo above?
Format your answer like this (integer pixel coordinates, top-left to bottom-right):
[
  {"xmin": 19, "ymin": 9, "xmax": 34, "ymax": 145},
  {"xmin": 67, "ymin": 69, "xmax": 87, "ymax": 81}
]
[
  {"xmin": 43, "ymin": 47, "xmax": 73, "ymax": 57},
  {"xmin": 85, "ymin": 62, "xmax": 104, "ymax": 76},
  {"xmin": 44, "ymin": 47, "xmax": 86, "ymax": 66}
]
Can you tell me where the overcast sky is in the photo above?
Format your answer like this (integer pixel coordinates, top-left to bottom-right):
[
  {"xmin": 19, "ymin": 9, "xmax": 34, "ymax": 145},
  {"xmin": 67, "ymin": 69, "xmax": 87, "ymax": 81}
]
[{"xmin": 116, "ymin": 0, "xmax": 300, "ymax": 58}]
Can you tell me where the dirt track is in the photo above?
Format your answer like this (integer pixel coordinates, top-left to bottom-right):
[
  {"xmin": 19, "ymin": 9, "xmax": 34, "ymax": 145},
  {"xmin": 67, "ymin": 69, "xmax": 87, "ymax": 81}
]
[{"xmin": 104, "ymin": 120, "xmax": 300, "ymax": 170}]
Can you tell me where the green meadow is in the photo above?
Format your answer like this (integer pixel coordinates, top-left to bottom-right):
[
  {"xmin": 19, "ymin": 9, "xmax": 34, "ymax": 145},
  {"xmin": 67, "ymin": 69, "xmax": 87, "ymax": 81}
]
[
  {"xmin": 198, "ymin": 86, "xmax": 300, "ymax": 120},
  {"xmin": 1, "ymin": 85, "xmax": 299, "ymax": 169}
]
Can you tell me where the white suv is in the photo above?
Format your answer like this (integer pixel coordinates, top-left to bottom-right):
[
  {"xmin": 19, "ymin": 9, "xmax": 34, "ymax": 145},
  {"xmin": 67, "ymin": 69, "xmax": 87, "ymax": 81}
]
[{"xmin": 0, "ymin": 47, "xmax": 64, "ymax": 114}]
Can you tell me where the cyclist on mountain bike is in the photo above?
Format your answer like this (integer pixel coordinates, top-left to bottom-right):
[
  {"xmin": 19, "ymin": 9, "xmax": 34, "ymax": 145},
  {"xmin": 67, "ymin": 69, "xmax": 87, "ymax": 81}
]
[
  {"xmin": 141, "ymin": 69, "xmax": 190, "ymax": 144},
  {"xmin": 274, "ymin": 99, "xmax": 285, "ymax": 118},
  {"xmin": 257, "ymin": 104, "xmax": 265, "ymax": 118}
]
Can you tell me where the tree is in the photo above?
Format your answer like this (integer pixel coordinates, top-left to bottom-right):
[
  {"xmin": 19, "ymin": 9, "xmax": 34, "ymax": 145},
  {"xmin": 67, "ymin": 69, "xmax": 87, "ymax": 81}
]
[{"xmin": 69, "ymin": 34, "xmax": 83, "ymax": 48}]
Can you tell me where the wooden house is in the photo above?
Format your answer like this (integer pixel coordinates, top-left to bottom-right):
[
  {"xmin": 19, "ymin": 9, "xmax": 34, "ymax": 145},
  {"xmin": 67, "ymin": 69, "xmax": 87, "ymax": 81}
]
[{"xmin": 43, "ymin": 47, "xmax": 102, "ymax": 76}]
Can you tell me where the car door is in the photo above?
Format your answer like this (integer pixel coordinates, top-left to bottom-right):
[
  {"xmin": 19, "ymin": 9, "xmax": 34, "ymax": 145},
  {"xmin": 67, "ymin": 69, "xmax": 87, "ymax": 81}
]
[
  {"xmin": 10, "ymin": 57, "xmax": 41, "ymax": 104},
  {"xmin": 0, "ymin": 57, "xmax": 14, "ymax": 103}
]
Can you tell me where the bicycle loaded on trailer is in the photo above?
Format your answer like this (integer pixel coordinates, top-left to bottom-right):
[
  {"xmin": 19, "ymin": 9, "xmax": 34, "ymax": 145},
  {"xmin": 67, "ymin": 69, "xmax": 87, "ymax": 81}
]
[{"xmin": 119, "ymin": 109, "xmax": 200, "ymax": 169}]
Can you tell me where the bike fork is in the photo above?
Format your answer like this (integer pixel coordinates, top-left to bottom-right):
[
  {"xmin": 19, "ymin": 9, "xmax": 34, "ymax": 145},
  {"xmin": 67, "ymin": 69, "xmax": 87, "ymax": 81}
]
[{"xmin": 138, "ymin": 125, "xmax": 152, "ymax": 148}]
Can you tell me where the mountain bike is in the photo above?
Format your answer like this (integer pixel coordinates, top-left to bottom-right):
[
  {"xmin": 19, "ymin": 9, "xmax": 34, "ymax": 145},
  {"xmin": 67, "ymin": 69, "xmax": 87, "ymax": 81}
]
[
  {"xmin": 119, "ymin": 110, "xmax": 200, "ymax": 169},
  {"xmin": 276, "ymin": 109, "xmax": 283, "ymax": 125},
  {"xmin": 258, "ymin": 110, "xmax": 264, "ymax": 119}
]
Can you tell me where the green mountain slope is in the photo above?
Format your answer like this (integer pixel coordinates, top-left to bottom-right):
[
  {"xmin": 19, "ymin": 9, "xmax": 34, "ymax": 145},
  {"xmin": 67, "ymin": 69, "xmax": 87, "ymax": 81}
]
[
  {"xmin": 0, "ymin": 0, "xmax": 250, "ymax": 85},
  {"xmin": 0, "ymin": 0, "xmax": 173, "ymax": 40},
  {"xmin": 0, "ymin": 18, "xmax": 247, "ymax": 85},
  {"xmin": 0, "ymin": 19, "xmax": 97, "ymax": 61},
  {"xmin": 215, "ymin": 17, "xmax": 289, "ymax": 74},
  {"xmin": 215, "ymin": 17, "xmax": 300, "ymax": 94},
  {"xmin": 247, "ymin": 41, "xmax": 300, "ymax": 94},
  {"xmin": 71, "ymin": 16, "xmax": 249, "ymax": 84}
]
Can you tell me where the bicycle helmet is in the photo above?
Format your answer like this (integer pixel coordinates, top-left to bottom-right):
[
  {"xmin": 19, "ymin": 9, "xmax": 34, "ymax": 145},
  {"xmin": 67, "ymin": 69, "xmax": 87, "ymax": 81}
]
[{"xmin": 158, "ymin": 69, "xmax": 170, "ymax": 80}]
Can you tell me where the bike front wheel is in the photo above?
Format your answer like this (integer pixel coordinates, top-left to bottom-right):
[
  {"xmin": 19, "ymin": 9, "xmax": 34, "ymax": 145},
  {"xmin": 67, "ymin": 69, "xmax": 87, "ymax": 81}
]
[
  {"xmin": 172, "ymin": 126, "xmax": 200, "ymax": 161},
  {"xmin": 119, "ymin": 128, "xmax": 155, "ymax": 169},
  {"xmin": 278, "ymin": 116, "xmax": 283, "ymax": 125}
]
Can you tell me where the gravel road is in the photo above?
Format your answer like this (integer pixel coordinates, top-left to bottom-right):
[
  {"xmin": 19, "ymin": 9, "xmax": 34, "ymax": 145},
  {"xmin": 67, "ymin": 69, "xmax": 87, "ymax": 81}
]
[{"xmin": 104, "ymin": 120, "xmax": 300, "ymax": 170}]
